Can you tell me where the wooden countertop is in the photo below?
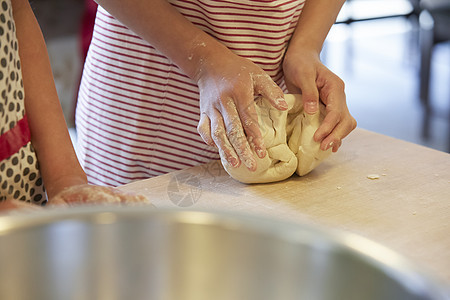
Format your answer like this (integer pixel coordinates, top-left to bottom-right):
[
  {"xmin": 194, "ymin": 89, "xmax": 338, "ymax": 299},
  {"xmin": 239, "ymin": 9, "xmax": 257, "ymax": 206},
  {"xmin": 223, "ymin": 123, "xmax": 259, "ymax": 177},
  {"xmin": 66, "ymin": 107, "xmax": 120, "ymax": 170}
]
[{"xmin": 120, "ymin": 128, "xmax": 450, "ymax": 285}]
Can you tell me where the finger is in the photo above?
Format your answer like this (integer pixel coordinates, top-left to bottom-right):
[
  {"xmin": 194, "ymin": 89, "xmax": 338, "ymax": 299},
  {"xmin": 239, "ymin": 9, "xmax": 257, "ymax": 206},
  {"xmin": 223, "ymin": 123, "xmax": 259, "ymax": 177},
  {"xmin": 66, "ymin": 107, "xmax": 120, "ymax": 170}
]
[
  {"xmin": 240, "ymin": 104, "xmax": 266, "ymax": 159},
  {"xmin": 317, "ymin": 69, "xmax": 346, "ymax": 107},
  {"xmin": 319, "ymin": 114, "xmax": 357, "ymax": 152},
  {"xmin": 330, "ymin": 140, "xmax": 342, "ymax": 153},
  {"xmin": 314, "ymin": 110, "xmax": 340, "ymax": 143},
  {"xmin": 0, "ymin": 199, "xmax": 42, "ymax": 212},
  {"xmin": 314, "ymin": 84, "xmax": 356, "ymax": 151},
  {"xmin": 232, "ymin": 93, "xmax": 266, "ymax": 159},
  {"xmin": 299, "ymin": 75, "xmax": 320, "ymax": 115},
  {"xmin": 253, "ymin": 73, "xmax": 287, "ymax": 111},
  {"xmin": 209, "ymin": 108, "xmax": 241, "ymax": 168},
  {"xmin": 321, "ymin": 134, "xmax": 341, "ymax": 152},
  {"xmin": 221, "ymin": 98, "xmax": 257, "ymax": 171},
  {"xmin": 47, "ymin": 197, "xmax": 69, "ymax": 207},
  {"xmin": 197, "ymin": 113, "xmax": 215, "ymax": 146},
  {"xmin": 314, "ymin": 74, "xmax": 348, "ymax": 146}
]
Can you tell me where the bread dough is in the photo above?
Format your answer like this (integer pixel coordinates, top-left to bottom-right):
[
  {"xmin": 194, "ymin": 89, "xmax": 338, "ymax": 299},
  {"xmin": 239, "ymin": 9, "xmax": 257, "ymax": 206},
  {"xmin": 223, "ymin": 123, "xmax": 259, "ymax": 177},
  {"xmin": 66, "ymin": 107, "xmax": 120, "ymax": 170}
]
[
  {"xmin": 220, "ymin": 96, "xmax": 297, "ymax": 183},
  {"xmin": 286, "ymin": 94, "xmax": 332, "ymax": 176},
  {"xmin": 221, "ymin": 94, "xmax": 331, "ymax": 183}
]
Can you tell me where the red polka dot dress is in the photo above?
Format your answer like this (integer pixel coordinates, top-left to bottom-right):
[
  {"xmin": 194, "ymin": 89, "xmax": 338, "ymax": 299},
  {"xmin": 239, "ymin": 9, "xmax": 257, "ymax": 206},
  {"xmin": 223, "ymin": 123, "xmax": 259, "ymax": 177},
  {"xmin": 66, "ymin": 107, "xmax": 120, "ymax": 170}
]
[
  {"xmin": 76, "ymin": 0, "xmax": 305, "ymax": 186},
  {"xmin": 0, "ymin": 0, "xmax": 46, "ymax": 204}
]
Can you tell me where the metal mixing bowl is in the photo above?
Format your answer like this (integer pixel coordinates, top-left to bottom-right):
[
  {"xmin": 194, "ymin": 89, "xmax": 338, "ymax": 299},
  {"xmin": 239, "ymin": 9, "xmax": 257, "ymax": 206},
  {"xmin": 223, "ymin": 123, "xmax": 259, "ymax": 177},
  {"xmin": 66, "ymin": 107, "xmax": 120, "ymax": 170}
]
[{"xmin": 0, "ymin": 207, "xmax": 448, "ymax": 300}]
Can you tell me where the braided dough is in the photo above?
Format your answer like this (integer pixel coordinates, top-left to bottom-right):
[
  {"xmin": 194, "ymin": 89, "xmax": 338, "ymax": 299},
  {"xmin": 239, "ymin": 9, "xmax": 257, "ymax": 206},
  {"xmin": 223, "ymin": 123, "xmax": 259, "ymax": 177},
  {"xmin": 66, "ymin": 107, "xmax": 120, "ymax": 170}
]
[{"xmin": 221, "ymin": 94, "xmax": 331, "ymax": 183}]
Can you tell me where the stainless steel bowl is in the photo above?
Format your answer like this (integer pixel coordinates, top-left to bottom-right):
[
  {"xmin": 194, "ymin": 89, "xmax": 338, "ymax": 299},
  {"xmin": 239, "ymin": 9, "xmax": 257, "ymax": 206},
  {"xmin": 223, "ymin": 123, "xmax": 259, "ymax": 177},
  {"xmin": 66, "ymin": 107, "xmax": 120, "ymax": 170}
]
[{"xmin": 0, "ymin": 207, "xmax": 448, "ymax": 300}]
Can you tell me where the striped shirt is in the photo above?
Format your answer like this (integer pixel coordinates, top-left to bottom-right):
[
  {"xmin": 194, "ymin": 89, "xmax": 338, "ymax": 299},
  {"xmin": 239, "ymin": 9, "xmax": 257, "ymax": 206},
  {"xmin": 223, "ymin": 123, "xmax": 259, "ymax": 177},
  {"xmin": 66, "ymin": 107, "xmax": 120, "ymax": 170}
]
[{"xmin": 76, "ymin": 0, "xmax": 305, "ymax": 186}]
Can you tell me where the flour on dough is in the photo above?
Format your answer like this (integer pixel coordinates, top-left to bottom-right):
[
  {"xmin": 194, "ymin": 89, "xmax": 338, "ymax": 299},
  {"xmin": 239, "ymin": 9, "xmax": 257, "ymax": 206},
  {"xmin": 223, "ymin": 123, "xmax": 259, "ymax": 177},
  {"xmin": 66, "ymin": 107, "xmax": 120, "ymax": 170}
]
[
  {"xmin": 221, "ymin": 95, "xmax": 297, "ymax": 183},
  {"xmin": 221, "ymin": 94, "xmax": 331, "ymax": 183}
]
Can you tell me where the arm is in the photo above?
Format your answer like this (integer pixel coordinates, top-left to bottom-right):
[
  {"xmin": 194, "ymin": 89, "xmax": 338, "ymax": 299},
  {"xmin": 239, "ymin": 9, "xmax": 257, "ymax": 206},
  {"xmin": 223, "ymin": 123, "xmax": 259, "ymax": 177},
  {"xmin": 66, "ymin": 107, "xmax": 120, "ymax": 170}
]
[
  {"xmin": 94, "ymin": 0, "xmax": 288, "ymax": 171},
  {"xmin": 290, "ymin": 0, "xmax": 345, "ymax": 55},
  {"xmin": 12, "ymin": 0, "xmax": 87, "ymax": 199},
  {"xmin": 283, "ymin": 0, "xmax": 357, "ymax": 152}
]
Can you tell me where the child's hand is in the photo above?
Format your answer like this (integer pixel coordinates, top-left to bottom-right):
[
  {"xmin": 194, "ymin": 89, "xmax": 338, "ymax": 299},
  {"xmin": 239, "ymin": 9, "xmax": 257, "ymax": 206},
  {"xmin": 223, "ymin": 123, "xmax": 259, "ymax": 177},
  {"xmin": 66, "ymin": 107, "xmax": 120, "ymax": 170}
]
[
  {"xmin": 195, "ymin": 51, "xmax": 287, "ymax": 171},
  {"xmin": 283, "ymin": 49, "xmax": 357, "ymax": 152},
  {"xmin": 48, "ymin": 184, "xmax": 150, "ymax": 207},
  {"xmin": 0, "ymin": 199, "xmax": 42, "ymax": 214}
]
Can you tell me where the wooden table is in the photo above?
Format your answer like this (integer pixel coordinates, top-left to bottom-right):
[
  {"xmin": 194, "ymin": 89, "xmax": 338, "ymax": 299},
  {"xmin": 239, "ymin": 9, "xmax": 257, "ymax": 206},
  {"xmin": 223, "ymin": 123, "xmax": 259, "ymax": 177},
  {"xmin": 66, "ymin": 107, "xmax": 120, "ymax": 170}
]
[{"xmin": 120, "ymin": 128, "xmax": 450, "ymax": 285}]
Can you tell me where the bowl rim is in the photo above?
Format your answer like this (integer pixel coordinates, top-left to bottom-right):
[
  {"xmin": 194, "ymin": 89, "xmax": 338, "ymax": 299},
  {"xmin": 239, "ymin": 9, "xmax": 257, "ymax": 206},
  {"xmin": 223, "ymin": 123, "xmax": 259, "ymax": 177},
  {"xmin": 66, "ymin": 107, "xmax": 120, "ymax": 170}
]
[{"xmin": 0, "ymin": 206, "xmax": 449, "ymax": 299}]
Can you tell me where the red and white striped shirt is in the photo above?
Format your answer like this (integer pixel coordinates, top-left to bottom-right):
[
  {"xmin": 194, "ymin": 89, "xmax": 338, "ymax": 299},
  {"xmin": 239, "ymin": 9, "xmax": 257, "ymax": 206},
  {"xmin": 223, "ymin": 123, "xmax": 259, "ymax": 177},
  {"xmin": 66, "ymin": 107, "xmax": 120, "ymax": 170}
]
[{"xmin": 76, "ymin": 0, "xmax": 305, "ymax": 186}]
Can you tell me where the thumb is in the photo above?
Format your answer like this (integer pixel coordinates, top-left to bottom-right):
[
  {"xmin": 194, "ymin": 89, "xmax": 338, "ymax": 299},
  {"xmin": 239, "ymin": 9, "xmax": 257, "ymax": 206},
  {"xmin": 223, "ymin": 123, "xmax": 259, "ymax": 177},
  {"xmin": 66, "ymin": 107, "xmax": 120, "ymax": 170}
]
[{"xmin": 299, "ymin": 77, "xmax": 319, "ymax": 115}]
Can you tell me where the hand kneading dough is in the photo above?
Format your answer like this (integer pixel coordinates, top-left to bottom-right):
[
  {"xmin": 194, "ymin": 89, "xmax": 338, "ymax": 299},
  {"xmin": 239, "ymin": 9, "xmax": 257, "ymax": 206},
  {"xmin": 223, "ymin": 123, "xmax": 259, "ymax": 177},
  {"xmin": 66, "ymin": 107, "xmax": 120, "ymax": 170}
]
[
  {"xmin": 221, "ymin": 94, "xmax": 331, "ymax": 183},
  {"xmin": 286, "ymin": 94, "xmax": 332, "ymax": 176},
  {"xmin": 220, "ymin": 96, "xmax": 298, "ymax": 183}
]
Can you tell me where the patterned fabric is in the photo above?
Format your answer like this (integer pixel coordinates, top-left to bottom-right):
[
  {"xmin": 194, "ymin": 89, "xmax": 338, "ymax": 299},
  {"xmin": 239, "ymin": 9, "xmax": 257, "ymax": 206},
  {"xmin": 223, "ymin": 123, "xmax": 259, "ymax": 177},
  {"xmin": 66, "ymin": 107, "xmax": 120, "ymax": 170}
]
[
  {"xmin": 76, "ymin": 0, "xmax": 305, "ymax": 186},
  {"xmin": 0, "ymin": 0, "xmax": 46, "ymax": 204}
]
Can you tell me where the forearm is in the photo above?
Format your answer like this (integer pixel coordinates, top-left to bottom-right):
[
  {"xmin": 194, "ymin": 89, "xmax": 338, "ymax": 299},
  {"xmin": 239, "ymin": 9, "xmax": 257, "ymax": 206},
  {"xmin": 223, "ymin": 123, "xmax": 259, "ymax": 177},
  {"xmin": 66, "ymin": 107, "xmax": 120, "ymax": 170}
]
[
  {"xmin": 95, "ymin": 0, "xmax": 230, "ymax": 81},
  {"xmin": 13, "ymin": 0, "xmax": 87, "ymax": 198},
  {"xmin": 289, "ymin": 0, "xmax": 345, "ymax": 54}
]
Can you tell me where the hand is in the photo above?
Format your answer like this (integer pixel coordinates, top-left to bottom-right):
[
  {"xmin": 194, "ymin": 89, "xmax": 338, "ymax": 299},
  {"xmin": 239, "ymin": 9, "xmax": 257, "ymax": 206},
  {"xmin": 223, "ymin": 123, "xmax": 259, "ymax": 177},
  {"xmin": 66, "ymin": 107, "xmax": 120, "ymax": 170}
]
[
  {"xmin": 0, "ymin": 199, "xmax": 42, "ymax": 214},
  {"xmin": 195, "ymin": 50, "xmax": 287, "ymax": 171},
  {"xmin": 283, "ymin": 49, "xmax": 357, "ymax": 152},
  {"xmin": 48, "ymin": 184, "xmax": 150, "ymax": 207}
]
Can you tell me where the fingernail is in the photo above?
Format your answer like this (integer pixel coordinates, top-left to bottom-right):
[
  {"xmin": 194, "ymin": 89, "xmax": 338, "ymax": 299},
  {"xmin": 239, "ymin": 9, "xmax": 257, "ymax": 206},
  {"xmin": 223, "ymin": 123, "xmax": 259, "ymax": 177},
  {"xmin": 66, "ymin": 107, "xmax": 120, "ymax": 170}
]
[
  {"xmin": 229, "ymin": 156, "xmax": 239, "ymax": 168},
  {"xmin": 244, "ymin": 156, "xmax": 257, "ymax": 171},
  {"xmin": 255, "ymin": 147, "xmax": 266, "ymax": 159},
  {"xmin": 306, "ymin": 102, "xmax": 318, "ymax": 113},
  {"xmin": 326, "ymin": 141, "xmax": 334, "ymax": 150},
  {"xmin": 279, "ymin": 100, "xmax": 288, "ymax": 110}
]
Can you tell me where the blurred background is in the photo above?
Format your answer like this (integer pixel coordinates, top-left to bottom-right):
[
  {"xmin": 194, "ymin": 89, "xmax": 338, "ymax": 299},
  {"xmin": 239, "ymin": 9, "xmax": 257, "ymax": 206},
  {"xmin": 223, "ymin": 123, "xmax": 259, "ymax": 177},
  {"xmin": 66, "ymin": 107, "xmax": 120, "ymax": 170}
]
[{"xmin": 31, "ymin": 0, "xmax": 450, "ymax": 153}]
